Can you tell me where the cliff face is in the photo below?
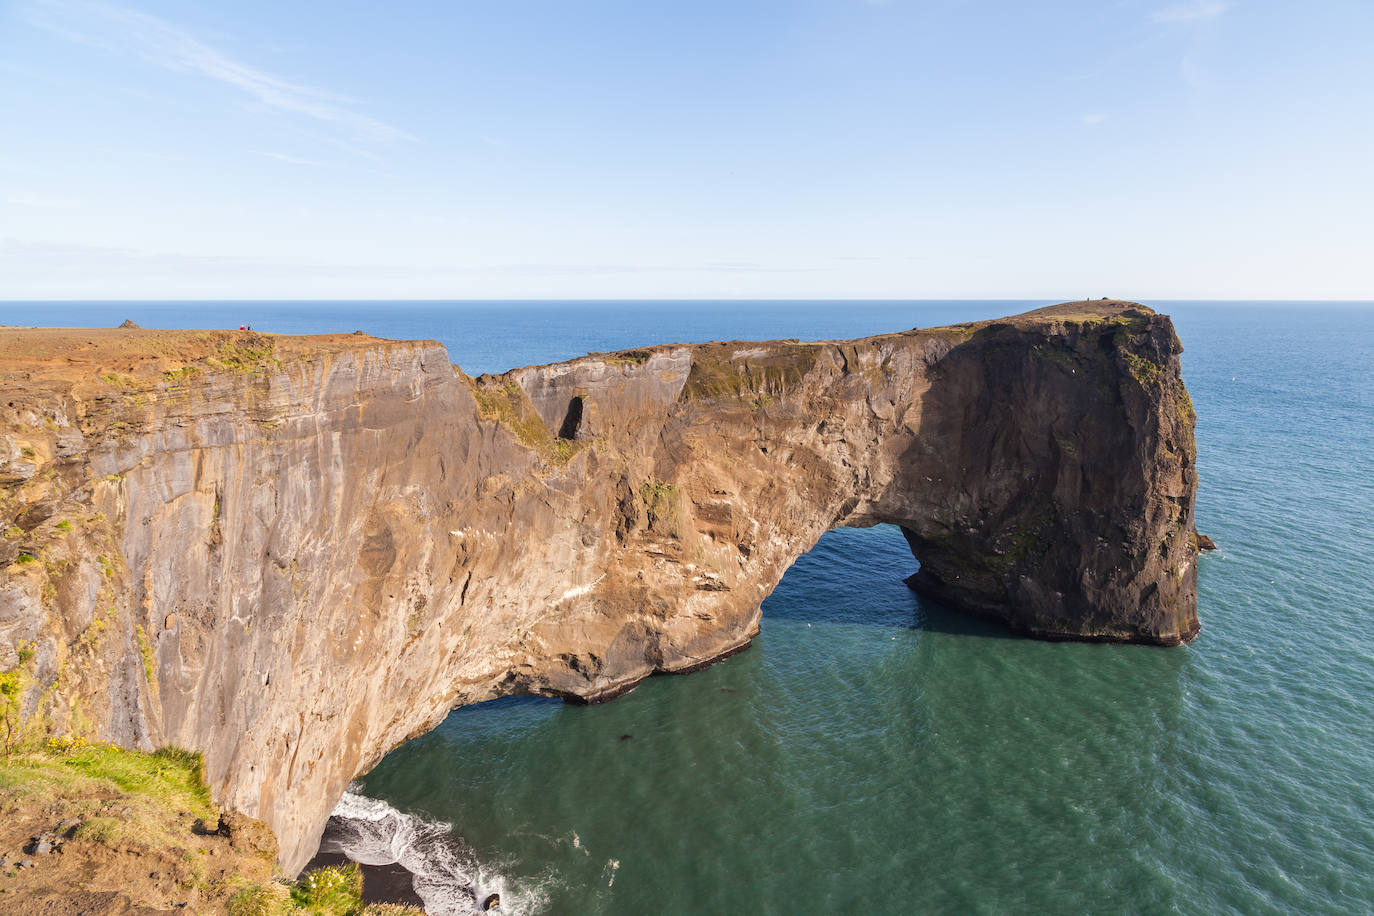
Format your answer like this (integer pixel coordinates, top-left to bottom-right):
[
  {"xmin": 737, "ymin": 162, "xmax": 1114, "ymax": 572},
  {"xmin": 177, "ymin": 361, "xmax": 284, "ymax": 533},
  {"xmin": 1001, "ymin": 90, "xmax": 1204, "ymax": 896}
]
[{"xmin": 0, "ymin": 301, "xmax": 1198, "ymax": 873}]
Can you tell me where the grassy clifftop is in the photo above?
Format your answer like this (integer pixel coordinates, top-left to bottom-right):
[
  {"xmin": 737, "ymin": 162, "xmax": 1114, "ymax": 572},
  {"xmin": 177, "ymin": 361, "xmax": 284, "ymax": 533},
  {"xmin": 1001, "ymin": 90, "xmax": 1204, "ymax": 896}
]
[{"xmin": 0, "ymin": 740, "xmax": 421, "ymax": 914}]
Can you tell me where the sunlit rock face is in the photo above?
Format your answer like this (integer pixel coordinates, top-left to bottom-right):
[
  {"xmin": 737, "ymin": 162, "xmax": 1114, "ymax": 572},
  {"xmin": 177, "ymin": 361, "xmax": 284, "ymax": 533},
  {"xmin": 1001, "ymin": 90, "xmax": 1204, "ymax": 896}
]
[{"xmin": 0, "ymin": 301, "xmax": 1197, "ymax": 872}]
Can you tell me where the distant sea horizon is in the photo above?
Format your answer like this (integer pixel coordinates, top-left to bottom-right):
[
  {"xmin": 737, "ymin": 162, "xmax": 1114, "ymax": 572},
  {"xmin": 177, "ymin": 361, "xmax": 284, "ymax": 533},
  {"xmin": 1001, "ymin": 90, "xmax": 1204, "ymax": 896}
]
[{"xmin": 5, "ymin": 299, "xmax": 1372, "ymax": 914}]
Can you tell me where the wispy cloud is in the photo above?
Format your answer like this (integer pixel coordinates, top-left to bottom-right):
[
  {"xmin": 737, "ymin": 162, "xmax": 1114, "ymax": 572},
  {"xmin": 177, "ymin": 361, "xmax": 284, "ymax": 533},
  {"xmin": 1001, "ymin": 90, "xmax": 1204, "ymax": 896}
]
[
  {"xmin": 253, "ymin": 151, "xmax": 321, "ymax": 166},
  {"xmin": 23, "ymin": 0, "xmax": 414, "ymax": 144},
  {"xmin": 0, "ymin": 241, "xmax": 829, "ymax": 277},
  {"xmin": 6, "ymin": 191, "xmax": 82, "ymax": 209},
  {"xmin": 1081, "ymin": 113, "xmax": 1107, "ymax": 126},
  {"xmin": 1153, "ymin": 1, "xmax": 1227, "ymax": 23}
]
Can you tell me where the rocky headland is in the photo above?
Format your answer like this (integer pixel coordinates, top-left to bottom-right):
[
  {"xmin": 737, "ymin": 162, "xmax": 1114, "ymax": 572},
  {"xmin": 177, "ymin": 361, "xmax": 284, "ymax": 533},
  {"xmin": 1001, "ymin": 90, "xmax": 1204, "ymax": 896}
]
[{"xmin": 0, "ymin": 301, "xmax": 1199, "ymax": 881}]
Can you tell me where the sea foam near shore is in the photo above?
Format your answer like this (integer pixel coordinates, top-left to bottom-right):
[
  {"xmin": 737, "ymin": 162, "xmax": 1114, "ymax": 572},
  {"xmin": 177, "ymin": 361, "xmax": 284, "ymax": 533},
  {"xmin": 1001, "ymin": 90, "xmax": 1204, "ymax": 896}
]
[{"xmin": 320, "ymin": 787, "xmax": 551, "ymax": 915}]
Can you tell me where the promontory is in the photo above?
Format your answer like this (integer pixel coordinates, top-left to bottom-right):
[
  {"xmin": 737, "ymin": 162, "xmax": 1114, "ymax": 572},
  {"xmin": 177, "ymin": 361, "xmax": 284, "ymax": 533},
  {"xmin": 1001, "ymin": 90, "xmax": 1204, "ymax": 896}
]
[{"xmin": 0, "ymin": 301, "xmax": 1199, "ymax": 878}]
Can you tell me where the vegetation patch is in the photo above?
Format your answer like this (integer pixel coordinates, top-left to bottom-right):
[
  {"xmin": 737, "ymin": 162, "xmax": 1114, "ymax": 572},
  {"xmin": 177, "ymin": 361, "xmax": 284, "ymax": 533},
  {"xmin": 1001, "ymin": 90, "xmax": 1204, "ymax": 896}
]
[
  {"xmin": 467, "ymin": 378, "xmax": 582, "ymax": 466},
  {"xmin": 1033, "ymin": 347, "xmax": 1079, "ymax": 372},
  {"xmin": 602, "ymin": 348, "xmax": 653, "ymax": 366},
  {"xmin": 162, "ymin": 366, "xmax": 201, "ymax": 384},
  {"xmin": 100, "ymin": 372, "xmax": 136, "ymax": 388},
  {"xmin": 640, "ymin": 480, "xmax": 681, "ymax": 536},
  {"xmin": 290, "ymin": 863, "xmax": 363, "ymax": 913},
  {"xmin": 0, "ymin": 741, "xmax": 214, "ymax": 835},
  {"xmin": 210, "ymin": 337, "xmax": 281, "ymax": 374},
  {"xmin": 1, "ymin": 645, "xmax": 36, "ymax": 760},
  {"xmin": 0, "ymin": 739, "xmax": 407, "ymax": 913},
  {"xmin": 135, "ymin": 625, "xmax": 155, "ymax": 681},
  {"xmin": 681, "ymin": 342, "xmax": 819, "ymax": 402},
  {"xmin": 1122, "ymin": 351, "xmax": 1160, "ymax": 386}
]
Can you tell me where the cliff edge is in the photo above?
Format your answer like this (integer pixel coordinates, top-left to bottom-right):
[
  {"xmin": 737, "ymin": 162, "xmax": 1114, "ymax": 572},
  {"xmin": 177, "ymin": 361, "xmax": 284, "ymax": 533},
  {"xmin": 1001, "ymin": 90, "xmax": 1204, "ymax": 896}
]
[{"xmin": 0, "ymin": 301, "xmax": 1199, "ymax": 873}]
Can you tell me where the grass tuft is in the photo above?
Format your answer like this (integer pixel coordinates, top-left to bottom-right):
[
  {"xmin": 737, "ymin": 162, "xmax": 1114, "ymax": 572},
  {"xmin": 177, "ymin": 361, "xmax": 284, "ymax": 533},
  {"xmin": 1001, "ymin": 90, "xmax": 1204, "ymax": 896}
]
[
  {"xmin": 136, "ymin": 625, "xmax": 156, "ymax": 681},
  {"xmin": 1122, "ymin": 351, "xmax": 1160, "ymax": 386},
  {"xmin": 291, "ymin": 863, "xmax": 364, "ymax": 914}
]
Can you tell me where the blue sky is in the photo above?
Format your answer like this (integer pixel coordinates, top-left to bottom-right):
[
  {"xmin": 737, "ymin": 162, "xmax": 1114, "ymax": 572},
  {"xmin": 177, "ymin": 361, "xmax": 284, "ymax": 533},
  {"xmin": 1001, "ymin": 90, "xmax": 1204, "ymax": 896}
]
[{"xmin": 1, "ymin": 0, "xmax": 1370, "ymax": 299}]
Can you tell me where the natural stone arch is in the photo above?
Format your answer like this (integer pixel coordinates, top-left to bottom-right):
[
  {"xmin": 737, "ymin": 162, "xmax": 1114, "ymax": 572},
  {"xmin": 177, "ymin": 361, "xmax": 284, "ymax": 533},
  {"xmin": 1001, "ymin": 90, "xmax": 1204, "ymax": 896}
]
[
  {"xmin": 501, "ymin": 302, "xmax": 1197, "ymax": 707},
  {"xmin": 0, "ymin": 302, "xmax": 1197, "ymax": 873}
]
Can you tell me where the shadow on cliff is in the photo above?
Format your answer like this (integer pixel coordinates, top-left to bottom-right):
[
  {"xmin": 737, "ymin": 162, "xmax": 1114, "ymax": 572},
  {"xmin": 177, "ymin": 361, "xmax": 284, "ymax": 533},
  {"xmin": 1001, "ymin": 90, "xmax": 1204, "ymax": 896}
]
[
  {"xmin": 756, "ymin": 526, "xmax": 1024, "ymax": 639},
  {"xmin": 878, "ymin": 318, "xmax": 1079, "ymax": 639}
]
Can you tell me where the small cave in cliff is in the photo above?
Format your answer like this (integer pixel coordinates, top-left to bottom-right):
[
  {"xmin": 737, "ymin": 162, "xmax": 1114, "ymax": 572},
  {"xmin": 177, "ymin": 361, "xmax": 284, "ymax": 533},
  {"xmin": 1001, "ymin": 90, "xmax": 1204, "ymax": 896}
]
[{"xmin": 558, "ymin": 395, "xmax": 585, "ymax": 440}]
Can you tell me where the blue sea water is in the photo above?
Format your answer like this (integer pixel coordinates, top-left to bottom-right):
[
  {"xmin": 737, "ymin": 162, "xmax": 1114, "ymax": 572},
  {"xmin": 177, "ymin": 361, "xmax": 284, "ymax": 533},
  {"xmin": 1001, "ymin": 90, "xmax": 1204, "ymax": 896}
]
[{"xmin": 4, "ymin": 300, "xmax": 1372, "ymax": 914}]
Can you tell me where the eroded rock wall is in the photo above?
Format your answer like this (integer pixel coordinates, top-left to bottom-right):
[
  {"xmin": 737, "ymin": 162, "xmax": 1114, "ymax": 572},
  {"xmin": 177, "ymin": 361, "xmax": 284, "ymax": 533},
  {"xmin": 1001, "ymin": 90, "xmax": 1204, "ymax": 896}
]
[{"xmin": 0, "ymin": 302, "xmax": 1198, "ymax": 872}]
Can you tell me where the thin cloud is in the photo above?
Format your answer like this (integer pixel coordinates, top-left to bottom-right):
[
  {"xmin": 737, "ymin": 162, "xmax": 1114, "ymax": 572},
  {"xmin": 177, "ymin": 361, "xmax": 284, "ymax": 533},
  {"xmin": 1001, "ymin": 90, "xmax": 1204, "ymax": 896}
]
[
  {"xmin": 253, "ymin": 151, "xmax": 322, "ymax": 166},
  {"xmin": 6, "ymin": 191, "xmax": 81, "ymax": 209},
  {"xmin": 23, "ymin": 0, "xmax": 414, "ymax": 144},
  {"xmin": 1153, "ymin": 1, "xmax": 1227, "ymax": 23},
  {"xmin": 1082, "ymin": 113, "xmax": 1107, "ymax": 125},
  {"xmin": 0, "ymin": 242, "xmax": 829, "ymax": 277}
]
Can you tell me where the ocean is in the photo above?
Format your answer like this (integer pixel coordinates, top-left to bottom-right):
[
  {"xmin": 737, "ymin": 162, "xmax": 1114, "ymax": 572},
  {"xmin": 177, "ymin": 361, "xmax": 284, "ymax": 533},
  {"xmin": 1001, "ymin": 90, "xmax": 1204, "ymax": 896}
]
[{"xmin": 4, "ymin": 300, "xmax": 1371, "ymax": 914}]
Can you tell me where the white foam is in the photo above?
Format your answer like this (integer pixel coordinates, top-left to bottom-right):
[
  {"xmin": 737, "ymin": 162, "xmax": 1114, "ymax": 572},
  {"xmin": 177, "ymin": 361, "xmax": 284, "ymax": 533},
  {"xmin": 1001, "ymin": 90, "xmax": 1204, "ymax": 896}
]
[{"xmin": 322, "ymin": 787, "xmax": 552, "ymax": 915}]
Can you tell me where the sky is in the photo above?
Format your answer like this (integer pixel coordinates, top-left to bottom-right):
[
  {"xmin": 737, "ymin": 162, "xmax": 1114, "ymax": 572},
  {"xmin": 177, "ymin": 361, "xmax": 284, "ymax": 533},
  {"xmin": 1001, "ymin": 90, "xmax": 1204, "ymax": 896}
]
[{"xmin": 1, "ymin": 0, "xmax": 1371, "ymax": 300}]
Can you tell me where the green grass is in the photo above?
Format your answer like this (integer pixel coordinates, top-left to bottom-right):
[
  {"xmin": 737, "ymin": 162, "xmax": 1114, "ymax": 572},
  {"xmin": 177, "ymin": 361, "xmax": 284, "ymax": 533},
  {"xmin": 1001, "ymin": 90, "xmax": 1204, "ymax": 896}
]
[
  {"xmin": 135, "ymin": 625, "xmax": 155, "ymax": 681},
  {"xmin": 227, "ymin": 883, "xmax": 287, "ymax": 916},
  {"xmin": 162, "ymin": 366, "xmax": 201, "ymax": 384},
  {"xmin": 681, "ymin": 342, "xmax": 819, "ymax": 402},
  {"xmin": 468, "ymin": 378, "xmax": 583, "ymax": 466},
  {"xmin": 1122, "ymin": 351, "xmax": 1161, "ymax": 386},
  {"xmin": 62, "ymin": 745, "xmax": 211, "ymax": 813},
  {"xmin": 2, "ymin": 646, "xmax": 36, "ymax": 759},
  {"xmin": 0, "ymin": 742, "xmax": 215, "ymax": 853},
  {"xmin": 12, "ymin": 552, "xmax": 36, "ymax": 565},
  {"xmin": 210, "ymin": 339, "xmax": 281, "ymax": 374},
  {"xmin": 0, "ymin": 741, "xmax": 409, "ymax": 914},
  {"xmin": 290, "ymin": 863, "xmax": 364, "ymax": 914}
]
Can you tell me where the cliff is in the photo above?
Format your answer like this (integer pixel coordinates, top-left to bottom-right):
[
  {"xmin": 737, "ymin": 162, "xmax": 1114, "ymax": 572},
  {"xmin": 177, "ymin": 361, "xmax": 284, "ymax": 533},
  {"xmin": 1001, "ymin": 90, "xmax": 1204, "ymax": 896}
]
[{"xmin": 0, "ymin": 301, "xmax": 1198, "ymax": 874}]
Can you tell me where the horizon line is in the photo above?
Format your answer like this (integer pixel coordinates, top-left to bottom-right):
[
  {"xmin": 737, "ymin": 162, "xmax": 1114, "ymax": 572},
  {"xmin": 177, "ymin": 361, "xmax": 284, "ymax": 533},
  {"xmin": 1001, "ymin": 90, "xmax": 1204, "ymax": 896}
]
[{"xmin": 3, "ymin": 297, "xmax": 1373, "ymax": 304}]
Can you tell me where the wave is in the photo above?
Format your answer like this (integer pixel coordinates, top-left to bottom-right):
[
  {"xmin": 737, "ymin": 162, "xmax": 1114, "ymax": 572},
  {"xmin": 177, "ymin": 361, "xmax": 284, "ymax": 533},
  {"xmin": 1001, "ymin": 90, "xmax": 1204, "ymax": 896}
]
[{"xmin": 319, "ymin": 787, "xmax": 551, "ymax": 915}]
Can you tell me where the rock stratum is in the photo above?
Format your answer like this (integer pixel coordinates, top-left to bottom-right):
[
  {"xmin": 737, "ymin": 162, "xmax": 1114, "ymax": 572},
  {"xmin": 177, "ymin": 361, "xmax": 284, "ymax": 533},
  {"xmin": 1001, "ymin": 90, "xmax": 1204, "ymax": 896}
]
[{"xmin": 0, "ymin": 301, "xmax": 1199, "ymax": 874}]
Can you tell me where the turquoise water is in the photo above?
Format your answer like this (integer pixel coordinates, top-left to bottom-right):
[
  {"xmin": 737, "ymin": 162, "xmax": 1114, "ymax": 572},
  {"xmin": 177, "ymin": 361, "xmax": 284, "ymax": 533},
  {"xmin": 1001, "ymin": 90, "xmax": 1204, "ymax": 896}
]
[{"xmin": 6, "ymin": 301, "xmax": 1372, "ymax": 913}]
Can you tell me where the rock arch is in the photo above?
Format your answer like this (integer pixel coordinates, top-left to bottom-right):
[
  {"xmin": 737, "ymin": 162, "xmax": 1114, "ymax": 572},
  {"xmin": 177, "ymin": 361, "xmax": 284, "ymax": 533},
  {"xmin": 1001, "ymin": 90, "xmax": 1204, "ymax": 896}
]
[{"xmin": 0, "ymin": 302, "xmax": 1197, "ymax": 873}]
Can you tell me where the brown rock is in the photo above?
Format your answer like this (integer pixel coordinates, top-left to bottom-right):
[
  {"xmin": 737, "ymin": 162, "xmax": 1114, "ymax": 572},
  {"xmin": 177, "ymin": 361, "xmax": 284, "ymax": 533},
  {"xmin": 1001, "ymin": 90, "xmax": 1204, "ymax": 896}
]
[{"xmin": 0, "ymin": 300, "xmax": 1199, "ymax": 873}]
